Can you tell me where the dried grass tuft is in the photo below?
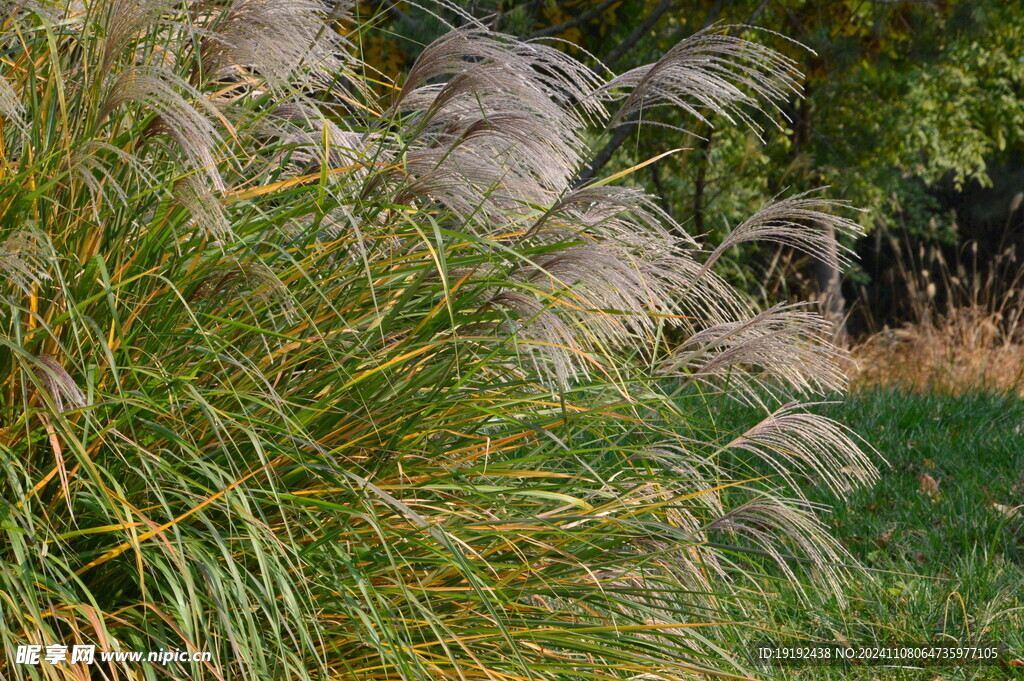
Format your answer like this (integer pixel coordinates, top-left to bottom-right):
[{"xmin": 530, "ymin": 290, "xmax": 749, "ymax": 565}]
[
  {"xmin": 852, "ymin": 238, "xmax": 1024, "ymax": 395},
  {"xmin": 852, "ymin": 309, "xmax": 1024, "ymax": 395}
]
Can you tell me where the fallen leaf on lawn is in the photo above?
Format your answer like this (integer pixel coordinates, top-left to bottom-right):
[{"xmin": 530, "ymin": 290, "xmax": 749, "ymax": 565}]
[
  {"xmin": 918, "ymin": 473, "xmax": 941, "ymax": 501},
  {"xmin": 879, "ymin": 527, "xmax": 895, "ymax": 545},
  {"xmin": 1008, "ymin": 659, "xmax": 1024, "ymax": 667},
  {"xmin": 992, "ymin": 503, "xmax": 1020, "ymax": 519}
]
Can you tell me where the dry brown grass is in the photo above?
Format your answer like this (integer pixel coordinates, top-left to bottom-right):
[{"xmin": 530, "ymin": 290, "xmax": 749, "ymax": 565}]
[
  {"xmin": 851, "ymin": 306, "xmax": 1024, "ymax": 394},
  {"xmin": 850, "ymin": 229, "xmax": 1024, "ymax": 395}
]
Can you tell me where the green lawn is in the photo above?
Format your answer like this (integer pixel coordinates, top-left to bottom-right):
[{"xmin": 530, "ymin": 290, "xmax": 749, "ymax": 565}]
[{"xmin": 716, "ymin": 390, "xmax": 1024, "ymax": 680}]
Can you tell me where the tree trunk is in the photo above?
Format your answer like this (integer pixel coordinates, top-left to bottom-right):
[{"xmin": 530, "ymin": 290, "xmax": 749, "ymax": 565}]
[
  {"xmin": 693, "ymin": 129, "xmax": 713, "ymax": 235},
  {"xmin": 812, "ymin": 220, "xmax": 848, "ymax": 344}
]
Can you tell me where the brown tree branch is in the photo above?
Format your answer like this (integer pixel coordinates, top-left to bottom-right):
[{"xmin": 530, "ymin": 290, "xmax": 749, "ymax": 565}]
[
  {"xmin": 603, "ymin": 0, "xmax": 675, "ymax": 68},
  {"xmin": 528, "ymin": 0, "xmax": 622, "ymax": 38}
]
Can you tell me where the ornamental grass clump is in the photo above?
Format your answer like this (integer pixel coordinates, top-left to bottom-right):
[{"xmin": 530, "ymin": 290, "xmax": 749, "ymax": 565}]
[{"xmin": 1, "ymin": 2, "xmax": 877, "ymax": 679}]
